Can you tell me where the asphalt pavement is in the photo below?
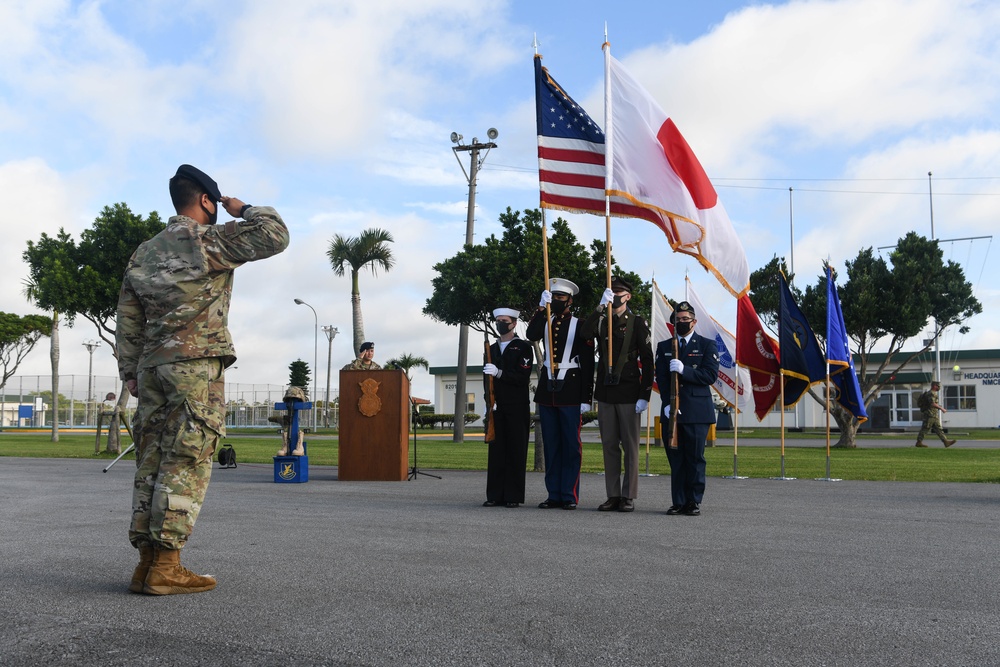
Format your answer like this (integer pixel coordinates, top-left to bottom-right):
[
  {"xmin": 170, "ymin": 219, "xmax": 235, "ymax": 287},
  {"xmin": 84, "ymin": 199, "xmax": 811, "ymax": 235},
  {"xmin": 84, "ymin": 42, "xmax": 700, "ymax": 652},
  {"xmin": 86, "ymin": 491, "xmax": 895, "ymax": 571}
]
[{"xmin": 1, "ymin": 456, "xmax": 999, "ymax": 666}]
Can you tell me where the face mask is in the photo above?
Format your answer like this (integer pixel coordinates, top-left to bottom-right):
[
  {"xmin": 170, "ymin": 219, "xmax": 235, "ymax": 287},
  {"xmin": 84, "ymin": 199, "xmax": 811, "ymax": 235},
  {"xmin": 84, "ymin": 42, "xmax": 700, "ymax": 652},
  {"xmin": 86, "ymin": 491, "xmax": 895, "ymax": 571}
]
[
  {"xmin": 675, "ymin": 320, "xmax": 693, "ymax": 336},
  {"xmin": 550, "ymin": 299, "xmax": 568, "ymax": 315},
  {"xmin": 201, "ymin": 198, "xmax": 218, "ymax": 225},
  {"xmin": 496, "ymin": 321, "xmax": 513, "ymax": 335},
  {"xmin": 612, "ymin": 295, "xmax": 625, "ymax": 309}
]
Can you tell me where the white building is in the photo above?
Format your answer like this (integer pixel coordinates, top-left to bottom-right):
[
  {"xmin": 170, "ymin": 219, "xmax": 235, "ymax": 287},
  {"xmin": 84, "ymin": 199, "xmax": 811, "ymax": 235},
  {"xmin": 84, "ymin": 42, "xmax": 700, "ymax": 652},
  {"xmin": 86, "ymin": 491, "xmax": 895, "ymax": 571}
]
[{"xmin": 431, "ymin": 348, "xmax": 1000, "ymax": 432}]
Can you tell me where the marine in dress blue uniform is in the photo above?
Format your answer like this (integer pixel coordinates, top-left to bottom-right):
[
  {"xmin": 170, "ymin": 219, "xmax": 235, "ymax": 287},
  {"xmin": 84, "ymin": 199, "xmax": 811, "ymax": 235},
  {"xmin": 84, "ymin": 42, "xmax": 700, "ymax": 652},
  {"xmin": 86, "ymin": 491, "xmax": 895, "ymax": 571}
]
[
  {"xmin": 525, "ymin": 278, "xmax": 595, "ymax": 510},
  {"xmin": 654, "ymin": 301, "xmax": 719, "ymax": 516}
]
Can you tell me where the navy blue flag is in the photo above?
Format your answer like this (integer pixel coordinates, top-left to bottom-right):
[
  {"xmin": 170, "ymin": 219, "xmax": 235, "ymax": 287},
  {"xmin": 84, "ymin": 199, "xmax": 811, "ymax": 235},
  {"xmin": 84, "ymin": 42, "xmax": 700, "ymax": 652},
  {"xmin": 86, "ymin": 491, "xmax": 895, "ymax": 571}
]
[
  {"xmin": 779, "ymin": 273, "xmax": 826, "ymax": 406},
  {"xmin": 826, "ymin": 267, "xmax": 868, "ymax": 422},
  {"xmin": 534, "ymin": 55, "xmax": 606, "ymax": 216}
]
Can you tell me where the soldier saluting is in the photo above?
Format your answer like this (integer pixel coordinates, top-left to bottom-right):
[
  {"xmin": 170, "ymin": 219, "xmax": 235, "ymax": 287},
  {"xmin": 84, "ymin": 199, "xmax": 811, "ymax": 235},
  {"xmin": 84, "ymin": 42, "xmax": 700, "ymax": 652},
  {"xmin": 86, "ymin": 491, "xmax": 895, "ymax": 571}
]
[{"xmin": 117, "ymin": 165, "xmax": 289, "ymax": 595}]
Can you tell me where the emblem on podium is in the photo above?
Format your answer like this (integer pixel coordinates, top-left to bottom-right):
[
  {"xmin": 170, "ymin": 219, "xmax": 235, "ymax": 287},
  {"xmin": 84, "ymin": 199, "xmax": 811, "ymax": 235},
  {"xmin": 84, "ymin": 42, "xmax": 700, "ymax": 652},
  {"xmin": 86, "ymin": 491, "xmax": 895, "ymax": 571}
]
[{"xmin": 358, "ymin": 378, "xmax": 382, "ymax": 417}]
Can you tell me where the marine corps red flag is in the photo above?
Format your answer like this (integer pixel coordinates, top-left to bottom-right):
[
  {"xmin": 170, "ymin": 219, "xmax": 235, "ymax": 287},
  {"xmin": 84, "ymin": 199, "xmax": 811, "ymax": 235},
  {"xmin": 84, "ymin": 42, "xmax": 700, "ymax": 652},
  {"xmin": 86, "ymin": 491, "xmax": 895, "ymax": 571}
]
[{"xmin": 736, "ymin": 294, "xmax": 781, "ymax": 420}]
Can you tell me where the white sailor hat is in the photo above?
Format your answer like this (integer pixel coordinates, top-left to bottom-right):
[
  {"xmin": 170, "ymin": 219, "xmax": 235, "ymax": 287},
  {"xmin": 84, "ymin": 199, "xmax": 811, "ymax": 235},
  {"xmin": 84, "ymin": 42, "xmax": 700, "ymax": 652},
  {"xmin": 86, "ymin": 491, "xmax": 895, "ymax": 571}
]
[
  {"xmin": 549, "ymin": 277, "xmax": 579, "ymax": 296},
  {"xmin": 493, "ymin": 307, "xmax": 520, "ymax": 319}
]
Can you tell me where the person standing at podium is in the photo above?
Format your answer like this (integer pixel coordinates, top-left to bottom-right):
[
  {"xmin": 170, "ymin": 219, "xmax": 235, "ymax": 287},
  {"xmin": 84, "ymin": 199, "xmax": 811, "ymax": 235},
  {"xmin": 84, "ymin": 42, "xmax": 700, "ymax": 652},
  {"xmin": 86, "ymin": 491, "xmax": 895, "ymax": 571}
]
[
  {"xmin": 482, "ymin": 307, "xmax": 534, "ymax": 508},
  {"xmin": 342, "ymin": 341, "xmax": 381, "ymax": 370}
]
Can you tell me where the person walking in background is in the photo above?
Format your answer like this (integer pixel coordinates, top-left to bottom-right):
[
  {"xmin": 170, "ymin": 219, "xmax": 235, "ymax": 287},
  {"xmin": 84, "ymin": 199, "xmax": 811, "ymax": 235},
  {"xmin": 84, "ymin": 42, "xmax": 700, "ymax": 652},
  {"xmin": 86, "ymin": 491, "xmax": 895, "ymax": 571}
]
[
  {"xmin": 482, "ymin": 307, "xmax": 534, "ymax": 508},
  {"xmin": 117, "ymin": 164, "xmax": 289, "ymax": 595},
  {"xmin": 915, "ymin": 380, "xmax": 956, "ymax": 448}
]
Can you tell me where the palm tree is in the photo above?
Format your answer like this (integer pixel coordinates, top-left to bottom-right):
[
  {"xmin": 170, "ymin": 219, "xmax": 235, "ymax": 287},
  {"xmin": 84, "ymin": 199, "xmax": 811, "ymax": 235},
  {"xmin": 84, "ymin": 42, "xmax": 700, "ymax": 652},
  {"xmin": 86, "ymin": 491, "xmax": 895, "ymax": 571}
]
[
  {"xmin": 326, "ymin": 228, "xmax": 395, "ymax": 355},
  {"xmin": 384, "ymin": 353, "xmax": 429, "ymax": 381}
]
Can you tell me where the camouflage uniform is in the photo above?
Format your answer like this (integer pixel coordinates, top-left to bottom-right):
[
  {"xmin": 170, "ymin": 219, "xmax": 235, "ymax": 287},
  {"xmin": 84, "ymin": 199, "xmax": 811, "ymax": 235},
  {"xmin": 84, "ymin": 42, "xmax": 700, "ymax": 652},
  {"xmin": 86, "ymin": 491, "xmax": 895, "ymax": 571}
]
[
  {"xmin": 916, "ymin": 388, "xmax": 952, "ymax": 446},
  {"xmin": 342, "ymin": 359, "xmax": 382, "ymax": 371},
  {"xmin": 117, "ymin": 207, "xmax": 289, "ymax": 550}
]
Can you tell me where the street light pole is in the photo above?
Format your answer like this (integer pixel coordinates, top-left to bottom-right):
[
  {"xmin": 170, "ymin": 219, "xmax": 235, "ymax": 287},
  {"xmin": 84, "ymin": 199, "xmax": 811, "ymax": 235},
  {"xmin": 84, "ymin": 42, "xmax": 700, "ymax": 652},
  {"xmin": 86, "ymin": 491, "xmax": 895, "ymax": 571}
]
[
  {"xmin": 293, "ymin": 299, "xmax": 319, "ymax": 432},
  {"xmin": 450, "ymin": 128, "xmax": 498, "ymax": 443},
  {"xmin": 82, "ymin": 340, "xmax": 100, "ymax": 426},
  {"xmin": 322, "ymin": 325, "xmax": 339, "ymax": 427}
]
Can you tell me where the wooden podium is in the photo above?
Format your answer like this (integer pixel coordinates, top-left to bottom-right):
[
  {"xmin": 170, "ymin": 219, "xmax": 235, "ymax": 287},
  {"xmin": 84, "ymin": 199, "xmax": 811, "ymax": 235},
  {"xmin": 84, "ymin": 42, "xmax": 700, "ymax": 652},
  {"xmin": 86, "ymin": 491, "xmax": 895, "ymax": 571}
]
[{"xmin": 338, "ymin": 369, "xmax": 409, "ymax": 481}]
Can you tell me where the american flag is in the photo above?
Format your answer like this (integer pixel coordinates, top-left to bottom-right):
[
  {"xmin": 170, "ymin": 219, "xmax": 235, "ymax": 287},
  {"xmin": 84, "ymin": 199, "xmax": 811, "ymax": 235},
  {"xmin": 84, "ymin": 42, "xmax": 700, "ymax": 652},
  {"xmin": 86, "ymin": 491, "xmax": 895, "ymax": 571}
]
[
  {"xmin": 534, "ymin": 55, "xmax": 666, "ymax": 226},
  {"xmin": 534, "ymin": 55, "xmax": 606, "ymax": 215}
]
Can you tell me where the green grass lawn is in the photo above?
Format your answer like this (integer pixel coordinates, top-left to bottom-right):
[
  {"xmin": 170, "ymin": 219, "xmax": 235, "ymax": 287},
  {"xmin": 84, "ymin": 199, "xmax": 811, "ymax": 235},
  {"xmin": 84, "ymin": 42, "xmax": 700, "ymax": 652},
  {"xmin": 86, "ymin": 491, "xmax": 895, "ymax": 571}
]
[{"xmin": 3, "ymin": 430, "xmax": 998, "ymax": 483}]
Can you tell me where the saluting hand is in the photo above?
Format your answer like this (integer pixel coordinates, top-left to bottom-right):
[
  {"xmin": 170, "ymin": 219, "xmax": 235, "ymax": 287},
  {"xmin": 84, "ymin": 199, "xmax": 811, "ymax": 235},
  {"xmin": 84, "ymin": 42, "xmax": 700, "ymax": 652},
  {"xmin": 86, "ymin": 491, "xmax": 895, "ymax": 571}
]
[{"xmin": 220, "ymin": 196, "xmax": 247, "ymax": 218}]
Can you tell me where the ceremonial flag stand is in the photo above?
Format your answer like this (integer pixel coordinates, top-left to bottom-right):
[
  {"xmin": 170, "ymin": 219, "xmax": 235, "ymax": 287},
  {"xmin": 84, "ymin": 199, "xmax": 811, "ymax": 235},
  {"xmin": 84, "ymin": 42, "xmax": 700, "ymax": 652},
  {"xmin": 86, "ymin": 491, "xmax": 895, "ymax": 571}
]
[
  {"xmin": 722, "ymin": 374, "xmax": 747, "ymax": 480},
  {"xmin": 814, "ymin": 374, "xmax": 842, "ymax": 482},
  {"xmin": 639, "ymin": 404, "xmax": 658, "ymax": 477},
  {"xmin": 769, "ymin": 381, "xmax": 796, "ymax": 481}
]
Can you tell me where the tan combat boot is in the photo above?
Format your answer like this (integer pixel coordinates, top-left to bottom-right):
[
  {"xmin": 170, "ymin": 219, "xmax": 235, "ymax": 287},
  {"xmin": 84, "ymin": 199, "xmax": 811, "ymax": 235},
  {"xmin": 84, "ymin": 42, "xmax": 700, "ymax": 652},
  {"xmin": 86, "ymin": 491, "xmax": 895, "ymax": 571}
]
[
  {"xmin": 915, "ymin": 441, "xmax": 928, "ymax": 448},
  {"xmin": 128, "ymin": 542, "xmax": 154, "ymax": 594},
  {"xmin": 142, "ymin": 546, "xmax": 217, "ymax": 595},
  {"xmin": 291, "ymin": 430, "xmax": 305, "ymax": 456},
  {"xmin": 945, "ymin": 439, "xmax": 957, "ymax": 447}
]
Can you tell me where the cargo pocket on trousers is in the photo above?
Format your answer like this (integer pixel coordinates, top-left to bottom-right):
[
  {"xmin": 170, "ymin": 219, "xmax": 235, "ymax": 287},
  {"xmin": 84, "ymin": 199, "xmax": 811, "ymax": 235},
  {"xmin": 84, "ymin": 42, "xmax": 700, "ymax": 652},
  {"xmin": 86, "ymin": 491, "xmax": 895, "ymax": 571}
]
[{"xmin": 180, "ymin": 398, "xmax": 225, "ymax": 464}]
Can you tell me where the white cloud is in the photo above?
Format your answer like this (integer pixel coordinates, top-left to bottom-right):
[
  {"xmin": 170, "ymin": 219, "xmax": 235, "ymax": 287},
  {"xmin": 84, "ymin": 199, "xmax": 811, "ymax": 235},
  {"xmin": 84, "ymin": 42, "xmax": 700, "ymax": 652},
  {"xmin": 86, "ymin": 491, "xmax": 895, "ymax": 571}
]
[
  {"xmin": 616, "ymin": 0, "xmax": 1000, "ymax": 175},
  {"xmin": 223, "ymin": 0, "xmax": 519, "ymax": 160}
]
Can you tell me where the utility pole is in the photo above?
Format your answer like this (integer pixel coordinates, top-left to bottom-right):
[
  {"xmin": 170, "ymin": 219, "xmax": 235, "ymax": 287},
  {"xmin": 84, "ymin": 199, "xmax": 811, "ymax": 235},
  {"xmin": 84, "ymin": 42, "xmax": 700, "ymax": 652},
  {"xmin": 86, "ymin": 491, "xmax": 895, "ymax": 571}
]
[{"xmin": 449, "ymin": 129, "xmax": 498, "ymax": 442}]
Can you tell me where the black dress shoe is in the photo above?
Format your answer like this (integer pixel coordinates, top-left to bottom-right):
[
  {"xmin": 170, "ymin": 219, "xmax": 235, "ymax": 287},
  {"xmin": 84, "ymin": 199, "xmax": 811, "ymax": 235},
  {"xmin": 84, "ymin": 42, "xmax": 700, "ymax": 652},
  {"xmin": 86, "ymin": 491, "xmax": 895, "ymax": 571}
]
[
  {"xmin": 538, "ymin": 499, "xmax": 563, "ymax": 509},
  {"xmin": 561, "ymin": 502, "xmax": 577, "ymax": 510},
  {"xmin": 665, "ymin": 505, "xmax": 683, "ymax": 515},
  {"xmin": 618, "ymin": 498, "xmax": 635, "ymax": 512},
  {"xmin": 482, "ymin": 500, "xmax": 499, "ymax": 507},
  {"xmin": 681, "ymin": 503, "xmax": 700, "ymax": 516},
  {"xmin": 597, "ymin": 497, "xmax": 620, "ymax": 512}
]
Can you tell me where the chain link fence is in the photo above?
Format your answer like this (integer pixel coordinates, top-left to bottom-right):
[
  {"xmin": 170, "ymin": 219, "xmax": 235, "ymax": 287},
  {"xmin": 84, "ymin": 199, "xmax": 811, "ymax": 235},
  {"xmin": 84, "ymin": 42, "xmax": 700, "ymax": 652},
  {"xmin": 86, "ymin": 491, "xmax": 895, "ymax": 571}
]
[{"xmin": 1, "ymin": 375, "xmax": 339, "ymax": 429}]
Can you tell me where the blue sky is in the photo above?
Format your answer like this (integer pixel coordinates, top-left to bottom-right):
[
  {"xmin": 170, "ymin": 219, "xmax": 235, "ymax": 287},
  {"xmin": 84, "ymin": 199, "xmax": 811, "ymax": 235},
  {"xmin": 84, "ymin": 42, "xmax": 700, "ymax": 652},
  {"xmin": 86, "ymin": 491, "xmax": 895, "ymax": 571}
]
[{"xmin": 2, "ymin": 0, "xmax": 998, "ymax": 402}]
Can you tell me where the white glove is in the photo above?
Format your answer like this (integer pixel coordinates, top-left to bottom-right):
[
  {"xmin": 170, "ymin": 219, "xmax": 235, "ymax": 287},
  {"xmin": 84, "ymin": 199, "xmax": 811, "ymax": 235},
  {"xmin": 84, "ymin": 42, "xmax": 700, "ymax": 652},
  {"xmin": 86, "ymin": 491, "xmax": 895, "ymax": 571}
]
[
  {"xmin": 599, "ymin": 287, "xmax": 614, "ymax": 308},
  {"xmin": 580, "ymin": 403, "xmax": 590, "ymax": 414},
  {"xmin": 636, "ymin": 399, "xmax": 648, "ymax": 414},
  {"xmin": 483, "ymin": 363, "xmax": 499, "ymax": 377},
  {"xmin": 539, "ymin": 290, "xmax": 552, "ymax": 307},
  {"xmin": 669, "ymin": 359, "xmax": 684, "ymax": 374},
  {"xmin": 664, "ymin": 404, "xmax": 671, "ymax": 419}
]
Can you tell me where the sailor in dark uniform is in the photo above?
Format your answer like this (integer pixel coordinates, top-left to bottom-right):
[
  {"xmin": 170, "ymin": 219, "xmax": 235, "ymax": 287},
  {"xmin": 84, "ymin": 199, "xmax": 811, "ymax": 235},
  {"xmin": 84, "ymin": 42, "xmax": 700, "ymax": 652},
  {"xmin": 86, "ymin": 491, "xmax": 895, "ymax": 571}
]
[{"xmin": 482, "ymin": 307, "xmax": 534, "ymax": 508}]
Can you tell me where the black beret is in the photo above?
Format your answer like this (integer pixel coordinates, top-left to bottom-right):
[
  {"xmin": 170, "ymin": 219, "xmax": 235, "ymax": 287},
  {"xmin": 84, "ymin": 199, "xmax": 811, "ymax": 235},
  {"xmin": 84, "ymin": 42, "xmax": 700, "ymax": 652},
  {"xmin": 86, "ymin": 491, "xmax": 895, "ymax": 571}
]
[
  {"xmin": 359, "ymin": 341, "xmax": 375, "ymax": 352},
  {"xmin": 171, "ymin": 164, "xmax": 221, "ymax": 201}
]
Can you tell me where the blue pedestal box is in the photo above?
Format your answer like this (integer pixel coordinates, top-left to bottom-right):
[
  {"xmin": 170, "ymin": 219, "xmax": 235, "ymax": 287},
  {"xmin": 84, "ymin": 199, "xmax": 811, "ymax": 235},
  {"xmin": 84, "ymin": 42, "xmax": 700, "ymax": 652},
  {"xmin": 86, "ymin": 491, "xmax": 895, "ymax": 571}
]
[{"xmin": 273, "ymin": 454, "xmax": 308, "ymax": 483}]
